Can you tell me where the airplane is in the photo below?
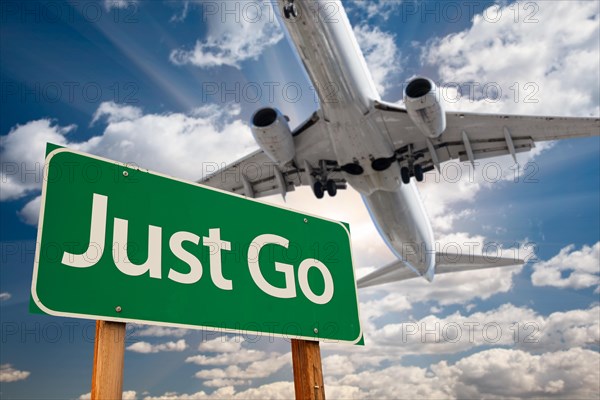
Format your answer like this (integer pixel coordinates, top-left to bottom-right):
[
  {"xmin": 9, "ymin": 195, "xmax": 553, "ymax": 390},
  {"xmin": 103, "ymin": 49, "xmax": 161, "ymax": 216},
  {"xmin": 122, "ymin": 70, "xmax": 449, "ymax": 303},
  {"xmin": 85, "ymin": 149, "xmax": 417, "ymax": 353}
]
[{"xmin": 200, "ymin": 0, "xmax": 600, "ymax": 289}]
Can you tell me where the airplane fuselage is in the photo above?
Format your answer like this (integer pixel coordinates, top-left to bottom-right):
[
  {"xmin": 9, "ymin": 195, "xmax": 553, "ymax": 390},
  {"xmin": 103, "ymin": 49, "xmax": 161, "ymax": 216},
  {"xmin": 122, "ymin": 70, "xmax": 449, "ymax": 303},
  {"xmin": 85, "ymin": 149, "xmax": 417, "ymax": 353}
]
[
  {"xmin": 279, "ymin": 0, "xmax": 436, "ymax": 278},
  {"xmin": 281, "ymin": 0, "xmax": 400, "ymax": 191}
]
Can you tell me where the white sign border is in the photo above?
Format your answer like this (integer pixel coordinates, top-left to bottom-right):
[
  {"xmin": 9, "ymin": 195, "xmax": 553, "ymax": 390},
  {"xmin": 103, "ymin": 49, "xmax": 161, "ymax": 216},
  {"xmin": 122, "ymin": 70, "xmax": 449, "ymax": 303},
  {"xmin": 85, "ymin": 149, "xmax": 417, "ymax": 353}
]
[{"xmin": 31, "ymin": 146, "xmax": 363, "ymax": 345}]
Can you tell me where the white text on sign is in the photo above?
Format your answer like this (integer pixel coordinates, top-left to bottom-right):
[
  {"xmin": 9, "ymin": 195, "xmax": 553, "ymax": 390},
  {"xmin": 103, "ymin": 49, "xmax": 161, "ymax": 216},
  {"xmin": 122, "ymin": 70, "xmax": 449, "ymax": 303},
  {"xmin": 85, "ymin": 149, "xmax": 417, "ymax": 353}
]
[{"xmin": 60, "ymin": 193, "xmax": 334, "ymax": 305}]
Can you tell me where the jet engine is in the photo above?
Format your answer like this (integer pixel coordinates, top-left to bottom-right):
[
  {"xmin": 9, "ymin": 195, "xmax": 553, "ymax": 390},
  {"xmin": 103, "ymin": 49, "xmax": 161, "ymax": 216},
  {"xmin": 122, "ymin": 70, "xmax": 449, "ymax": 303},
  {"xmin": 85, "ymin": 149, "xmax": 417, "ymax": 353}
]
[
  {"xmin": 251, "ymin": 107, "xmax": 296, "ymax": 166},
  {"xmin": 404, "ymin": 77, "xmax": 446, "ymax": 138}
]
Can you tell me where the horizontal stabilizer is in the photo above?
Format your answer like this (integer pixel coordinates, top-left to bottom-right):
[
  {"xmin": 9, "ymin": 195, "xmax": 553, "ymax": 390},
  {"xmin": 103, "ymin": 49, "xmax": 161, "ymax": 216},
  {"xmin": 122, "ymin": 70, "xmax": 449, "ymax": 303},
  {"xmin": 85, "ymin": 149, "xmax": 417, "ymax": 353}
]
[{"xmin": 357, "ymin": 252, "xmax": 523, "ymax": 289}]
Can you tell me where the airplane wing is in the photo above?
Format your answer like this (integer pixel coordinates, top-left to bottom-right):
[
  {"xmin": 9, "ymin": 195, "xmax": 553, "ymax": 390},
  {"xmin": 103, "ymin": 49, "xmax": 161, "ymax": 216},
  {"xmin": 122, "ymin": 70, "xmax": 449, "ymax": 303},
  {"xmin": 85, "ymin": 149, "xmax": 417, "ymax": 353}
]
[
  {"xmin": 373, "ymin": 101, "xmax": 600, "ymax": 173},
  {"xmin": 199, "ymin": 112, "xmax": 345, "ymax": 198},
  {"xmin": 357, "ymin": 251, "xmax": 523, "ymax": 289},
  {"xmin": 200, "ymin": 102, "xmax": 598, "ymax": 196}
]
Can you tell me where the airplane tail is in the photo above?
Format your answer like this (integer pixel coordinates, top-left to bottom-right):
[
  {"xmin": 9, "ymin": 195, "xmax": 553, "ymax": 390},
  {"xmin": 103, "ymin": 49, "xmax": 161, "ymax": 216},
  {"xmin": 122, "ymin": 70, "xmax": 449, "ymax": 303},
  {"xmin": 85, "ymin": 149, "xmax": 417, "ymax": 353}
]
[{"xmin": 357, "ymin": 252, "xmax": 523, "ymax": 289}]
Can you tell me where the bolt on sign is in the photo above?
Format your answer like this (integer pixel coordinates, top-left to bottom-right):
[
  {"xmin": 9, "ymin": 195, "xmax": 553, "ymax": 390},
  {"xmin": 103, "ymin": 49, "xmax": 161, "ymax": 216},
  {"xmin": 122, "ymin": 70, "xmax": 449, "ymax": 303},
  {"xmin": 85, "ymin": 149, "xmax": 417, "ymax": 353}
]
[{"xmin": 31, "ymin": 145, "xmax": 362, "ymax": 345}]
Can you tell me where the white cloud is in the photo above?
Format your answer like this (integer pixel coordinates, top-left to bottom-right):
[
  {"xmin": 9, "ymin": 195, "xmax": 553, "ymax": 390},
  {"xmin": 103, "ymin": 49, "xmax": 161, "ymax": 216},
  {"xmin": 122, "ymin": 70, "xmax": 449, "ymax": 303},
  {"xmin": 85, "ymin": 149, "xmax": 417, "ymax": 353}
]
[
  {"xmin": 186, "ymin": 349, "xmax": 267, "ymax": 367},
  {"xmin": 91, "ymin": 101, "xmax": 143, "ymax": 125},
  {"xmin": 203, "ymin": 379, "xmax": 249, "ymax": 388},
  {"xmin": 347, "ymin": 0, "xmax": 402, "ymax": 21},
  {"xmin": 331, "ymin": 362, "xmax": 452, "ymax": 399},
  {"xmin": 1, "ymin": 101, "xmax": 256, "ymax": 225},
  {"xmin": 0, "ymin": 119, "xmax": 73, "ymax": 201},
  {"xmin": 143, "ymin": 346, "xmax": 600, "ymax": 399},
  {"xmin": 221, "ymin": 382, "xmax": 293, "ymax": 399},
  {"xmin": 0, "ymin": 364, "xmax": 30, "ymax": 382},
  {"xmin": 169, "ymin": 1, "xmax": 283, "ymax": 69},
  {"xmin": 170, "ymin": 0, "xmax": 190, "ymax": 23},
  {"xmin": 103, "ymin": 0, "xmax": 137, "ymax": 12},
  {"xmin": 532, "ymin": 242, "xmax": 600, "ymax": 291},
  {"xmin": 132, "ymin": 326, "xmax": 189, "ymax": 338},
  {"xmin": 448, "ymin": 348, "xmax": 600, "ymax": 399},
  {"xmin": 527, "ymin": 306, "xmax": 600, "ymax": 352},
  {"xmin": 124, "ymin": 391, "xmax": 139, "ymax": 400},
  {"xmin": 382, "ymin": 260, "xmax": 521, "ymax": 306},
  {"xmin": 18, "ymin": 195, "xmax": 42, "ymax": 226},
  {"xmin": 322, "ymin": 354, "xmax": 356, "ymax": 377},
  {"xmin": 126, "ymin": 339, "xmax": 187, "ymax": 354},
  {"xmin": 144, "ymin": 382, "xmax": 294, "ymax": 400},
  {"xmin": 430, "ymin": 305, "xmax": 443, "ymax": 314},
  {"xmin": 417, "ymin": 145, "xmax": 553, "ymax": 234},
  {"xmin": 360, "ymin": 292, "xmax": 412, "ymax": 322},
  {"xmin": 329, "ymin": 347, "xmax": 600, "ymax": 399},
  {"xmin": 197, "ymin": 336, "xmax": 245, "ymax": 353},
  {"xmin": 354, "ymin": 25, "xmax": 401, "ymax": 95},
  {"xmin": 314, "ymin": 303, "xmax": 599, "ymax": 394},
  {"xmin": 387, "ymin": 2, "xmax": 599, "ymax": 243},
  {"xmin": 76, "ymin": 102, "xmax": 255, "ymax": 180},
  {"xmin": 390, "ymin": 1, "xmax": 599, "ymax": 241},
  {"xmin": 186, "ymin": 342, "xmax": 281, "ymax": 388},
  {"xmin": 368, "ymin": 304, "xmax": 599, "ymax": 356},
  {"xmin": 0, "ymin": 292, "xmax": 11, "ymax": 302},
  {"xmin": 423, "ymin": 1, "xmax": 600, "ymax": 116},
  {"xmin": 194, "ymin": 352, "xmax": 290, "ymax": 381}
]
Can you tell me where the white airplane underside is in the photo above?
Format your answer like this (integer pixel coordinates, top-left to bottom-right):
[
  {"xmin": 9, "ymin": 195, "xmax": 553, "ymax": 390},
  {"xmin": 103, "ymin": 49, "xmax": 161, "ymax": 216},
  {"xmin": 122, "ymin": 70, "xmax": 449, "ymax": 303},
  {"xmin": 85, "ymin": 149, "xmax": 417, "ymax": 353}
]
[{"xmin": 200, "ymin": 0, "xmax": 600, "ymax": 287}]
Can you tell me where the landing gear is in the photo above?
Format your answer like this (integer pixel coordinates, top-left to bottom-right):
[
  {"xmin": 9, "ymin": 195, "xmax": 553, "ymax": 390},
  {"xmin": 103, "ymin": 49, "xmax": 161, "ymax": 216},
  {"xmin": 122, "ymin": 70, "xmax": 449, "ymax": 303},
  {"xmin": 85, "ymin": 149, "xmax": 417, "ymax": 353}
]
[
  {"xmin": 401, "ymin": 164, "xmax": 424, "ymax": 184},
  {"xmin": 414, "ymin": 164, "xmax": 424, "ymax": 182},
  {"xmin": 313, "ymin": 180, "xmax": 338, "ymax": 199},
  {"xmin": 306, "ymin": 160, "xmax": 345, "ymax": 199},
  {"xmin": 400, "ymin": 167, "xmax": 411, "ymax": 184},
  {"xmin": 313, "ymin": 181, "xmax": 324, "ymax": 199},
  {"xmin": 326, "ymin": 180, "xmax": 337, "ymax": 197},
  {"xmin": 283, "ymin": 1, "xmax": 297, "ymax": 19}
]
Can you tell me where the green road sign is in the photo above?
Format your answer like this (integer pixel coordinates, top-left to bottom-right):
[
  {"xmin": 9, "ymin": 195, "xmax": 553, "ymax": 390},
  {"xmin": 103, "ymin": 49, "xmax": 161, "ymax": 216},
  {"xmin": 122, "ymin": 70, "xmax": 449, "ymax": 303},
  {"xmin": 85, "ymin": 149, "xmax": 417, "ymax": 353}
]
[{"xmin": 31, "ymin": 146, "xmax": 362, "ymax": 344}]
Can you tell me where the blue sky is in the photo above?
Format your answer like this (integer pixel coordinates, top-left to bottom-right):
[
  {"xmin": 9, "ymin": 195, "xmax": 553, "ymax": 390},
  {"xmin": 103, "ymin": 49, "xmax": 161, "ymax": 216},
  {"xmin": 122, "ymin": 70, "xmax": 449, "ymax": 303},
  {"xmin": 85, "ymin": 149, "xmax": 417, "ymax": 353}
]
[{"xmin": 1, "ymin": 0, "xmax": 599, "ymax": 398}]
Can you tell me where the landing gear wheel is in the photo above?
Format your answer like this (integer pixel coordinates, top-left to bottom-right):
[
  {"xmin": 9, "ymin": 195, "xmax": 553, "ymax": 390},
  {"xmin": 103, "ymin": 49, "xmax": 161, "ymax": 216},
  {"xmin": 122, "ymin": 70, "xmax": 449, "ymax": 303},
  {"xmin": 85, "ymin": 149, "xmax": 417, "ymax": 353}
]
[
  {"xmin": 400, "ymin": 167, "xmax": 411, "ymax": 184},
  {"xmin": 326, "ymin": 180, "xmax": 337, "ymax": 197},
  {"xmin": 313, "ymin": 181, "xmax": 324, "ymax": 199},
  {"xmin": 414, "ymin": 165, "xmax": 424, "ymax": 182}
]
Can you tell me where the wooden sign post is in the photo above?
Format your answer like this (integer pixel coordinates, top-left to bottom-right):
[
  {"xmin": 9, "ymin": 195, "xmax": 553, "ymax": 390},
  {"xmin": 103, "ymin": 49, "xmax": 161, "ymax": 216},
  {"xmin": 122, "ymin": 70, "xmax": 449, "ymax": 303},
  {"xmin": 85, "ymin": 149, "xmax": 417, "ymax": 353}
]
[
  {"xmin": 291, "ymin": 339, "xmax": 325, "ymax": 400},
  {"xmin": 91, "ymin": 321, "xmax": 126, "ymax": 400}
]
